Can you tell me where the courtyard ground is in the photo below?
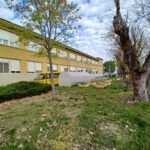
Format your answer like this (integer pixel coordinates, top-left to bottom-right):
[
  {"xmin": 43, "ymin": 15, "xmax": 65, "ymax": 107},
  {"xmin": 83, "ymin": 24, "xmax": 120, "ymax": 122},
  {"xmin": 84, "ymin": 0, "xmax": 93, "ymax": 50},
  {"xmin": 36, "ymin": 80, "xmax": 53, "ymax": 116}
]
[{"xmin": 0, "ymin": 79, "xmax": 150, "ymax": 150}]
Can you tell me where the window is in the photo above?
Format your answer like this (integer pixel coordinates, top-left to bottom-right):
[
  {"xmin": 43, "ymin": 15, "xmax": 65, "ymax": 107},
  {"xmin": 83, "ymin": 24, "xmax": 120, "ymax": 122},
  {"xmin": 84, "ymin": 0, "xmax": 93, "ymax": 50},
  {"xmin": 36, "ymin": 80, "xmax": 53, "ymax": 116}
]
[
  {"xmin": 83, "ymin": 68, "xmax": 86, "ymax": 72},
  {"xmin": 83, "ymin": 57, "xmax": 87, "ymax": 63},
  {"xmin": 35, "ymin": 63, "xmax": 42, "ymax": 73},
  {"xmin": 0, "ymin": 29, "xmax": 20, "ymax": 48},
  {"xmin": 77, "ymin": 67, "xmax": 82, "ymax": 72},
  {"xmin": 47, "ymin": 64, "xmax": 58, "ymax": 71},
  {"xmin": 27, "ymin": 41, "xmax": 41, "ymax": 52},
  {"xmin": 3, "ymin": 39, "xmax": 8, "ymax": 46},
  {"xmin": 87, "ymin": 59, "xmax": 91, "ymax": 64},
  {"xmin": 0, "ymin": 58, "xmax": 20, "ymax": 73},
  {"xmin": 0, "ymin": 39, "xmax": 2, "ymax": 44},
  {"xmin": 70, "ymin": 53, "xmax": 75, "ymax": 60},
  {"xmin": 10, "ymin": 41, "xmax": 19, "ymax": 48},
  {"xmin": 60, "ymin": 65, "xmax": 68, "ymax": 72},
  {"xmin": 92, "ymin": 60, "xmax": 95, "ymax": 65},
  {"xmin": 51, "ymin": 48, "xmax": 57, "ymax": 55},
  {"xmin": 0, "ymin": 62, "xmax": 9, "ymax": 73},
  {"xmin": 0, "ymin": 58, "xmax": 9, "ymax": 73},
  {"xmin": 77, "ymin": 55, "xmax": 82, "ymax": 62},
  {"xmin": 28, "ymin": 61, "xmax": 42, "ymax": 73},
  {"xmin": 10, "ymin": 59, "xmax": 20, "ymax": 73},
  {"xmin": 59, "ymin": 50, "xmax": 67, "ymax": 58},
  {"xmin": 70, "ymin": 66, "xmax": 76, "ymax": 72}
]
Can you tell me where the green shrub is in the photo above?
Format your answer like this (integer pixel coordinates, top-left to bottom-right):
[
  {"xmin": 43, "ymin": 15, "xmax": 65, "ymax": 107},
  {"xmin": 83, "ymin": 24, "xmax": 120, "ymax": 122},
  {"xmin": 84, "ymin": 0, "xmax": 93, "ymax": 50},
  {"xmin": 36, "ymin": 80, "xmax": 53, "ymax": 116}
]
[{"xmin": 0, "ymin": 81, "xmax": 51, "ymax": 102}]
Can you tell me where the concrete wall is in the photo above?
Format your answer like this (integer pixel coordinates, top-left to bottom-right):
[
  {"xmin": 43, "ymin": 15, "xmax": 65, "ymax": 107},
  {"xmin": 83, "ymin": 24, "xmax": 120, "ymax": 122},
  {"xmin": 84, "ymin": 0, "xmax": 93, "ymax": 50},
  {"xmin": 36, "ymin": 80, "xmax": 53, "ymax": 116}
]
[{"xmin": 0, "ymin": 73, "xmax": 38, "ymax": 86}]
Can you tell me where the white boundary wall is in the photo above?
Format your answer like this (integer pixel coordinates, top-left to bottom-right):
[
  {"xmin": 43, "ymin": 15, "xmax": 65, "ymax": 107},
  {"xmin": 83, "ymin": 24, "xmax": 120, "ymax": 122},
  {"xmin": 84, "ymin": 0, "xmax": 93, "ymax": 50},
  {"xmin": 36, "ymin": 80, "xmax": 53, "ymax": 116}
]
[{"xmin": 0, "ymin": 73, "xmax": 39, "ymax": 86}]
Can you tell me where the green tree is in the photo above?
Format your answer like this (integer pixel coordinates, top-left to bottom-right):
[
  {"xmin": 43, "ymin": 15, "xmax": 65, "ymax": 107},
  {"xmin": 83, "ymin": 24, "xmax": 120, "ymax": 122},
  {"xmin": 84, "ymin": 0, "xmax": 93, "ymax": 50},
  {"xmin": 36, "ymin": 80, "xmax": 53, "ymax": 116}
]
[
  {"xmin": 6, "ymin": 0, "xmax": 80, "ymax": 98},
  {"xmin": 104, "ymin": 61, "xmax": 116, "ymax": 75}
]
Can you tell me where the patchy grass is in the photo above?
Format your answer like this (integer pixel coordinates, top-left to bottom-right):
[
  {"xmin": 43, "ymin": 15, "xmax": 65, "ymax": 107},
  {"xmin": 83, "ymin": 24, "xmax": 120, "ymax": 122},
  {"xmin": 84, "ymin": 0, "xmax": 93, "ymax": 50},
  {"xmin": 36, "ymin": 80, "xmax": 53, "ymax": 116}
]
[{"xmin": 0, "ymin": 79, "xmax": 150, "ymax": 150}]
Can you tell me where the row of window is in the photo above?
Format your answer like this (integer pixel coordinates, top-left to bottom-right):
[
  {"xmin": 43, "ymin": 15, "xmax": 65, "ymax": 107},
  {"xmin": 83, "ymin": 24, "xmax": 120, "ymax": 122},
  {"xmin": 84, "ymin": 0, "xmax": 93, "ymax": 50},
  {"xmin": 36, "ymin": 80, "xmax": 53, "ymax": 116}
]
[
  {"xmin": 0, "ymin": 29, "xmax": 100, "ymax": 66},
  {"xmin": 0, "ymin": 58, "xmax": 99, "ymax": 74},
  {"xmin": 52, "ymin": 48, "xmax": 99, "ymax": 65}
]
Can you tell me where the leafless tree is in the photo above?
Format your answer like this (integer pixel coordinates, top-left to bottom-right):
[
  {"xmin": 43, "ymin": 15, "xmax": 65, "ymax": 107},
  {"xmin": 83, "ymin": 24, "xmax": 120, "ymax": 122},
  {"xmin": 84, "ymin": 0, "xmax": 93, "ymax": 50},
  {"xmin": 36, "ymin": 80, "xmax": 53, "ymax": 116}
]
[
  {"xmin": 135, "ymin": 0, "xmax": 150, "ymax": 25},
  {"xmin": 113, "ymin": 0, "xmax": 150, "ymax": 102}
]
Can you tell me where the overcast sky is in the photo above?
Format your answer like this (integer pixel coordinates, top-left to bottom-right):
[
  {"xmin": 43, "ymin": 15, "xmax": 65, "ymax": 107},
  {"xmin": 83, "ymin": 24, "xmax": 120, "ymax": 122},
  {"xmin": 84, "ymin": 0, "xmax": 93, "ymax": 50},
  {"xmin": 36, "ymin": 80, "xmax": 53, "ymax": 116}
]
[{"xmin": 0, "ymin": 0, "xmax": 135, "ymax": 61}]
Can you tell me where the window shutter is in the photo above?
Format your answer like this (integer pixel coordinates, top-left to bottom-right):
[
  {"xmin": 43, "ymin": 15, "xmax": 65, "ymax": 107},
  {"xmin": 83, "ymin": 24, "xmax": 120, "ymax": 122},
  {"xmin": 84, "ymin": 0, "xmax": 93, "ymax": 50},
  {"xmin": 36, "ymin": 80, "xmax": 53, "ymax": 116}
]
[
  {"xmin": 10, "ymin": 60, "xmax": 20, "ymax": 72},
  {"xmin": 28, "ymin": 62, "xmax": 35, "ymax": 73},
  {"xmin": 35, "ymin": 63, "xmax": 42, "ymax": 72}
]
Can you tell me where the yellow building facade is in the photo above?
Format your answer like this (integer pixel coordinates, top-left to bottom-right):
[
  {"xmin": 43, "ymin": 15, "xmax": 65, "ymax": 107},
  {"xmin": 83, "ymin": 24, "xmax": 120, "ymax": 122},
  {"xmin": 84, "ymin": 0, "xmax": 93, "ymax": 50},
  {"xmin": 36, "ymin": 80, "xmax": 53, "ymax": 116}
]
[{"xmin": 0, "ymin": 18, "xmax": 103, "ymax": 74}]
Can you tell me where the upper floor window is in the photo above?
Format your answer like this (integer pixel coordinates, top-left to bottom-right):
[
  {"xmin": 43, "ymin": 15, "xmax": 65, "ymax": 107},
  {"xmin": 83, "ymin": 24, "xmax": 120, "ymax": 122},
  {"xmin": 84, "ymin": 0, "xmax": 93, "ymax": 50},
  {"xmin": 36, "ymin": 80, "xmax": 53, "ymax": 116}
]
[
  {"xmin": 27, "ymin": 41, "xmax": 41, "ymax": 52},
  {"xmin": 83, "ymin": 57, "xmax": 87, "ymax": 63},
  {"xmin": 70, "ymin": 53, "xmax": 75, "ymax": 60},
  {"xmin": 87, "ymin": 59, "xmax": 91, "ymax": 64},
  {"xmin": 77, "ymin": 55, "xmax": 82, "ymax": 62},
  {"xmin": 51, "ymin": 48, "xmax": 57, "ymax": 55},
  {"xmin": 59, "ymin": 50, "xmax": 67, "ymax": 58},
  {"xmin": 0, "ymin": 29, "xmax": 20, "ymax": 48},
  {"xmin": 92, "ymin": 60, "xmax": 95, "ymax": 65}
]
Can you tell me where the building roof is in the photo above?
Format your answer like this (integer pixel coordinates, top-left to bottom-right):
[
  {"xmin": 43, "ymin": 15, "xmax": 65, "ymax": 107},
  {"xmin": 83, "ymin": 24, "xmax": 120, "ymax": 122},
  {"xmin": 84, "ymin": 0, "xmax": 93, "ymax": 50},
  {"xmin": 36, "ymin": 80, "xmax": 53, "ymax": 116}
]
[{"xmin": 0, "ymin": 18, "xmax": 103, "ymax": 61}]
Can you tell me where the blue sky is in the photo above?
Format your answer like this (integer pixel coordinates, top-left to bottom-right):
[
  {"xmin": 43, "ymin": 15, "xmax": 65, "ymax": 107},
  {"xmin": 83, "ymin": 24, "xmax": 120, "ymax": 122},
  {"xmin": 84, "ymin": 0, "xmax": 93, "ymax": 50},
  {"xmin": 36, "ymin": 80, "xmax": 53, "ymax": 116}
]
[{"xmin": 0, "ymin": 0, "xmax": 135, "ymax": 61}]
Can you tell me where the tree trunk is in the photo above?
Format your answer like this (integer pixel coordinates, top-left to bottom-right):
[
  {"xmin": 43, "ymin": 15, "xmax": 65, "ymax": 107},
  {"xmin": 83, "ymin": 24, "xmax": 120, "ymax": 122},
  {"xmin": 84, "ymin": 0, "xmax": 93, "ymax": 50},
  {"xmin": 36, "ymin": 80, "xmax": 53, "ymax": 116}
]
[
  {"xmin": 47, "ymin": 50, "xmax": 55, "ymax": 98},
  {"xmin": 120, "ymin": 68, "xmax": 130, "ymax": 87},
  {"xmin": 113, "ymin": 0, "xmax": 150, "ymax": 102},
  {"xmin": 132, "ymin": 69, "xmax": 150, "ymax": 102}
]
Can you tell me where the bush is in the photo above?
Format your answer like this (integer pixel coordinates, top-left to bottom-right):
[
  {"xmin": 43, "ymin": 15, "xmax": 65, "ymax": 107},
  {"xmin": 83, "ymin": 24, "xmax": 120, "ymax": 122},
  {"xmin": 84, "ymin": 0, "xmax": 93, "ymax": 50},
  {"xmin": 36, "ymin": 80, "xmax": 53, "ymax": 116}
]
[{"xmin": 0, "ymin": 81, "xmax": 51, "ymax": 102}]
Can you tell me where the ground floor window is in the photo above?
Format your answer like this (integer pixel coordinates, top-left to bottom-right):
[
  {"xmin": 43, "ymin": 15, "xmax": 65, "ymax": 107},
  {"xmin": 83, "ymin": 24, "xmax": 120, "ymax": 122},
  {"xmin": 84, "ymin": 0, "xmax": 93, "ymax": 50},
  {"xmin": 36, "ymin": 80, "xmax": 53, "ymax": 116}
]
[
  {"xmin": 77, "ymin": 67, "xmax": 82, "ymax": 72},
  {"xmin": 47, "ymin": 64, "xmax": 58, "ymax": 72},
  {"xmin": 60, "ymin": 65, "xmax": 68, "ymax": 72},
  {"xmin": 28, "ymin": 61, "xmax": 42, "ymax": 73},
  {"xmin": 70, "ymin": 66, "xmax": 76, "ymax": 72},
  {"xmin": 10, "ymin": 59, "xmax": 20, "ymax": 73},
  {"xmin": 0, "ymin": 58, "xmax": 20, "ymax": 73}
]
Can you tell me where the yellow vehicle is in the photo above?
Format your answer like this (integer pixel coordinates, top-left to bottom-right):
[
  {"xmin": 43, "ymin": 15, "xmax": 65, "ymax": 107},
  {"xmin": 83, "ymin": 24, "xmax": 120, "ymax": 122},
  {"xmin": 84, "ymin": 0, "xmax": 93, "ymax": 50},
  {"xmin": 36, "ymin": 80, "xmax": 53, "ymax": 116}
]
[{"xmin": 35, "ymin": 72, "xmax": 59, "ymax": 85}]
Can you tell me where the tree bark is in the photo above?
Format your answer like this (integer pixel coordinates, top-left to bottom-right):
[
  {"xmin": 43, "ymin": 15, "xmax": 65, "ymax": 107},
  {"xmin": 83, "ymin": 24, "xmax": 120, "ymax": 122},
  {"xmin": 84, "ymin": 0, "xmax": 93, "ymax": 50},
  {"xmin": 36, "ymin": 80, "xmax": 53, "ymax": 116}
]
[
  {"xmin": 113, "ymin": 0, "xmax": 150, "ymax": 102},
  {"xmin": 134, "ymin": 53, "xmax": 150, "ymax": 102},
  {"xmin": 47, "ymin": 50, "xmax": 55, "ymax": 98}
]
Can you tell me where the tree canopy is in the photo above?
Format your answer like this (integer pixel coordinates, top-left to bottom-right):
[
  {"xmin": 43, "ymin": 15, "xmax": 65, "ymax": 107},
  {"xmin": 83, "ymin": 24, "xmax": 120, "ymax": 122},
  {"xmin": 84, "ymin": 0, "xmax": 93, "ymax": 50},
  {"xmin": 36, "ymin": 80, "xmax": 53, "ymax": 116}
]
[{"xmin": 104, "ymin": 61, "xmax": 116, "ymax": 74}]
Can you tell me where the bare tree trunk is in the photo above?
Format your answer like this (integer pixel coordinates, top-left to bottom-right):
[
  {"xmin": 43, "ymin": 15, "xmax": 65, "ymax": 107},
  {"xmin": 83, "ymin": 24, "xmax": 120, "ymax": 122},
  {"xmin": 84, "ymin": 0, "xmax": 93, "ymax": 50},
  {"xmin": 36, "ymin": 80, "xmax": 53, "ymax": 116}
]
[
  {"xmin": 47, "ymin": 50, "xmax": 55, "ymax": 98},
  {"xmin": 132, "ymin": 69, "xmax": 150, "ymax": 102},
  {"xmin": 121, "ymin": 69, "xmax": 131, "ymax": 87},
  {"xmin": 113, "ymin": 0, "xmax": 150, "ymax": 102}
]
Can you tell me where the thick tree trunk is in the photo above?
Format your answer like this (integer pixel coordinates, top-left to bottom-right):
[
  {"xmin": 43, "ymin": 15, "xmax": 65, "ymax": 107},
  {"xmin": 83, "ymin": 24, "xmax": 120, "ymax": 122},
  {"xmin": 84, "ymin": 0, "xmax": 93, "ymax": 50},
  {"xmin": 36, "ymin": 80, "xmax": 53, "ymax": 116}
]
[
  {"xmin": 132, "ymin": 71, "xmax": 149, "ymax": 102},
  {"xmin": 47, "ymin": 51, "xmax": 55, "ymax": 98},
  {"xmin": 113, "ymin": 0, "xmax": 150, "ymax": 102},
  {"xmin": 120, "ymin": 68, "xmax": 132, "ymax": 88}
]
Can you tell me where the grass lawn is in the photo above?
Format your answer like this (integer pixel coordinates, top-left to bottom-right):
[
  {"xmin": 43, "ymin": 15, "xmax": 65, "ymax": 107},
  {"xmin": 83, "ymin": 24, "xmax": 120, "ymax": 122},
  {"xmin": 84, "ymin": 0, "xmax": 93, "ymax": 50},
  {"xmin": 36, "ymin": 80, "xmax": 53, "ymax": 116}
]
[{"xmin": 0, "ymin": 79, "xmax": 150, "ymax": 150}]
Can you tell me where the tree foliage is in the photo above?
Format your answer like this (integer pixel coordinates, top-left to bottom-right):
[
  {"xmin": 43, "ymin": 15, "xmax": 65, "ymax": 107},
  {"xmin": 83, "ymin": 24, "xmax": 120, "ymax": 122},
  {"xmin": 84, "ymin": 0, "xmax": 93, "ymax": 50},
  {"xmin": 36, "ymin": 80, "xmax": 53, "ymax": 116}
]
[
  {"xmin": 6, "ymin": 0, "xmax": 80, "ymax": 97},
  {"xmin": 104, "ymin": 61, "xmax": 116, "ymax": 74}
]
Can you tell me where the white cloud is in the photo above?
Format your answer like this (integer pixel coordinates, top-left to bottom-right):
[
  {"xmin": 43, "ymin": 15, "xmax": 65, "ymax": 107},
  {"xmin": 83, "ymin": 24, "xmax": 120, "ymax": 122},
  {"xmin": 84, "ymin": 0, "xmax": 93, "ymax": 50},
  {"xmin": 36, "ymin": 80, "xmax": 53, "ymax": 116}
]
[{"xmin": 0, "ymin": 0, "xmax": 137, "ymax": 61}]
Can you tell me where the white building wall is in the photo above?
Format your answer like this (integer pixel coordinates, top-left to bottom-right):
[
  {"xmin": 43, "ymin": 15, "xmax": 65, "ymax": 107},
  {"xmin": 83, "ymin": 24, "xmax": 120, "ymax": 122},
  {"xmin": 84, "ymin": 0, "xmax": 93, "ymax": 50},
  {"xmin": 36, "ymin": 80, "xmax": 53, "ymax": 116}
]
[{"xmin": 0, "ymin": 73, "xmax": 38, "ymax": 86}]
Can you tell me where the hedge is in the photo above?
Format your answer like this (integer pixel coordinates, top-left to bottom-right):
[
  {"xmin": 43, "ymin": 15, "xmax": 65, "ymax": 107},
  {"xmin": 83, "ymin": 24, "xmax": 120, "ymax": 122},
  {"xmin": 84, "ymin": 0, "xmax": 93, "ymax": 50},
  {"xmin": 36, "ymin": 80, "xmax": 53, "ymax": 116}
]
[{"xmin": 0, "ymin": 81, "xmax": 51, "ymax": 103}]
